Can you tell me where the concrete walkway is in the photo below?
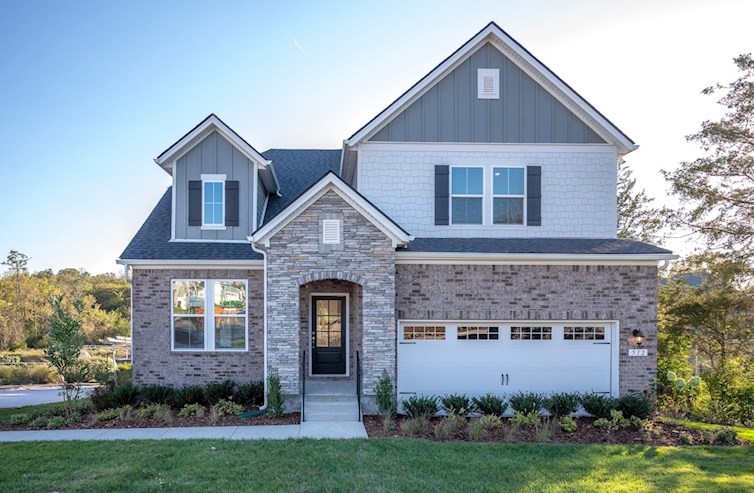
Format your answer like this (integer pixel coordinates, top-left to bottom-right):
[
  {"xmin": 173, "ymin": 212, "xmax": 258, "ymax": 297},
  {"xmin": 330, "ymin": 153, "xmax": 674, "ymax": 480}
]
[{"xmin": 0, "ymin": 421, "xmax": 368, "ymax": 442}]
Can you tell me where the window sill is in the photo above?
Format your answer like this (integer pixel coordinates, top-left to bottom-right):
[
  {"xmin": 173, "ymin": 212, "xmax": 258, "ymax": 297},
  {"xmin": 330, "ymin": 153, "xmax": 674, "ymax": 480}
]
[
  {"xmin": 201, "ymin": 225, "xmax": 227, "ymax": 231},
  {"xmin": 171, "ymin": 349, "xmax": 248, "ymax": 353}
]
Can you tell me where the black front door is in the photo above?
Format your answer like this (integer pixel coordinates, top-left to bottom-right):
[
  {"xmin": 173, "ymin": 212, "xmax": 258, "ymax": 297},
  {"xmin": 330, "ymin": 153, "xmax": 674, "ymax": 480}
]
[{"xmin": 311, "ymin": 296, "xmax": 347, "ymax": 375}]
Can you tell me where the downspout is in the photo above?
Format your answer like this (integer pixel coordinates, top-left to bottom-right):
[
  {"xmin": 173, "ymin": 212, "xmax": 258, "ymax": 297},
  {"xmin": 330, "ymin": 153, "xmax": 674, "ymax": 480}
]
[{"xmin": 250, "ymin": 241, "xmax": 268, "ymax": 410}]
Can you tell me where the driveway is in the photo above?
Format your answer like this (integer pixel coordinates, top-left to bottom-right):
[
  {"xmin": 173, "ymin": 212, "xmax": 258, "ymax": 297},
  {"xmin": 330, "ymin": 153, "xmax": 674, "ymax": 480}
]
[{"xmin": 0, "ymin": 386, "xmax": 94, "ymax": 409}]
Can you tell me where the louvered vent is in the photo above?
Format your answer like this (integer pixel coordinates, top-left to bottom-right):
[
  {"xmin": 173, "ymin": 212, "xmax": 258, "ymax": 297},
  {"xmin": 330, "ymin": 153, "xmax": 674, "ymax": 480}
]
[
  {"xmin": 322, "ymin": 219, "xmax": 341, "ymax": 244},
  {"xmin": 477, "ymin": 68, "xmax": 500, "ymax": 99}
]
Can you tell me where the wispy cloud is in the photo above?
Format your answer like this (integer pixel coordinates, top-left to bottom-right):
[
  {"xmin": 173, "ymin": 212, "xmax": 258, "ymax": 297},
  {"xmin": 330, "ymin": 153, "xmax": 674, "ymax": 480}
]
[{"xmin": 287, "ymin": 32, "xmax": 305, "ymax": 53}]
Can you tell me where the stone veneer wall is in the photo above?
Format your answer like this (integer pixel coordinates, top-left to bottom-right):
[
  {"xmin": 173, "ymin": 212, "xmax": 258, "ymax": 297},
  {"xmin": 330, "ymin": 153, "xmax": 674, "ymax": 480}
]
[
  {"xmin": 263, "ymin": 189, "xmax": 396, "ymax": 405},
  {"xmin": 395, "ymin": 263, "xmax": 658, "ymax": 395},
  {"xmin": 131, "ymin": 268, "xmax": 264, "ymax": 386}
]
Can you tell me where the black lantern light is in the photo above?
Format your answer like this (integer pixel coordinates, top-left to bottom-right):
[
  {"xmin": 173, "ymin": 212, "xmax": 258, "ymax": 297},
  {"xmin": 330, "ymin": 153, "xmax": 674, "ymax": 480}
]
[{"xmin": 632, "ymin": 329, "xmax": 645, "ymax": 346}]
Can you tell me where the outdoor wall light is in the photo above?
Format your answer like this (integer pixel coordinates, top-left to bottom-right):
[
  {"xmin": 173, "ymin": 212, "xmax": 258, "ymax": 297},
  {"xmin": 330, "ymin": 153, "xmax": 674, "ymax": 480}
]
[{"xmin": 632, "ymin": 329, "xmax": 645, "ymax": 346}]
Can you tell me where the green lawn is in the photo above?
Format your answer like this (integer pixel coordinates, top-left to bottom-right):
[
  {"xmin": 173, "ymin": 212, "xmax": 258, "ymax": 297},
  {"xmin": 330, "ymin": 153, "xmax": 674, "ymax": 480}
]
[
  {"xmin": 1, "ymin": 439, "xmax": 752, "ymax": 492},
  {"xmin": 0, "ymin": 401, "xmax": 67, "ymax": 422},
  {"xmin": 661, "ymin": 417, "xmax": 754, "ymax": 443}
]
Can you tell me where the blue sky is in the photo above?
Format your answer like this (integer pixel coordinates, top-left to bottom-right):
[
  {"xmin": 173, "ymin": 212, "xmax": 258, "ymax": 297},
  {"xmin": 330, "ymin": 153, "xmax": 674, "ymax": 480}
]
[{"xmin": 0, "ymin": 0, "xmax": 752, "ymax": 273}]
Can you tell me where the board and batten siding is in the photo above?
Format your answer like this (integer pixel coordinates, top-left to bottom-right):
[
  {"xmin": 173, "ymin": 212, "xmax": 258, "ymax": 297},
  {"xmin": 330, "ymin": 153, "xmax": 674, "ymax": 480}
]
[
  {"xmin": 175, "ymin": 131, "xmax": 255, "ymax": 241},
  {"xmin": 369, "ymin": 43, "xmax": 605, "ymax": 144}
]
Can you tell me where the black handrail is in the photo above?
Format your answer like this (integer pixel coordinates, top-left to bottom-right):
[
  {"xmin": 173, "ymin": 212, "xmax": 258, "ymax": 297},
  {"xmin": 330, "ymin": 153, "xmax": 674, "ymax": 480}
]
[
  {"xmin": 356, "ymin": 351, "xmax": 362, "ymax": 422},
  {"xmin": 301, "ymin": 349, "xmax": 306, "ymax": 423}
]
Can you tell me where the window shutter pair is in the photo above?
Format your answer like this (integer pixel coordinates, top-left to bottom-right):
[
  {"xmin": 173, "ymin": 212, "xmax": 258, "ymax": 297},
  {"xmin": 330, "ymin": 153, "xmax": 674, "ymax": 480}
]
[
  {"xmin": 433, "ymin": 165, "xmax": 541, "ymax": 226},
  {"xmin": 188, "ymin": 180, "xmax": 240, "ymax": 227}
]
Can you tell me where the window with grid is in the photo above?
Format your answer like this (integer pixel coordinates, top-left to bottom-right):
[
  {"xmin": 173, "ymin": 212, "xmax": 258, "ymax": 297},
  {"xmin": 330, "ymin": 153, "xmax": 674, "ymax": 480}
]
[
  {"xmin": 403, "ymin": 326, "xmax": 446, "ymax": 340},
  {"xmin": 564, "ymin": 326, "xmax": 606, "ymax": 341},
  {"xmin": 450, "ymin": 167, "xmax": 484, "ymax": 225},
  {"xmin": 457, "ymin": 326, "xmax": 499, "ymax": 340},
  {"xmin": 492, "ymin": 167, "xmax": 525, "ymax": 224},
  {"xmin": 510, "ymin": 326, "xmax": 552, "ymax": 340}
]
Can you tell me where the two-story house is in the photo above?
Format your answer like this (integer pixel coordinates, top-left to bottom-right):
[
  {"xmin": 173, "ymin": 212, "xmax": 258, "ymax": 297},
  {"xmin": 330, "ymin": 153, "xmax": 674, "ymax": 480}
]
[{"xmin": 119, "ymin": 22, "xmax": 675, "ymax": 418}]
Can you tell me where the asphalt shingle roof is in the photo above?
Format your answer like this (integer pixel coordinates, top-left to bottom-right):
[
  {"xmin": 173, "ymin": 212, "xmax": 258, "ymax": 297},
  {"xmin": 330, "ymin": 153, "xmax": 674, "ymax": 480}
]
[{"xmin": 404, "ymin": 237, "xmax": 673, "ymax": 255}]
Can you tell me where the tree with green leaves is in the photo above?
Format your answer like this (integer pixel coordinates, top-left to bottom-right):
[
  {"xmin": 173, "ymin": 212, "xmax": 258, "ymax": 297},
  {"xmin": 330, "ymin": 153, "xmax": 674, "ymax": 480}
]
[
  {"xmin": 617, "ymin": 160, "xmax": 664, "ymax": 243},
  {"xmin": 662, "ymin": 54, "xmax": 754, "ymax": 259}
]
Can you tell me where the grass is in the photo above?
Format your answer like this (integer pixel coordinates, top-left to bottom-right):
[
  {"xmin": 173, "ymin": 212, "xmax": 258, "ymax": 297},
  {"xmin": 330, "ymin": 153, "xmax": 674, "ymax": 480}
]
[
  {"xmin": 0, "ymin": 401, "xmax": 67, "ymax": 422},
  {"xmin": 0, "ymin": 439, "xmax": 752, "ymax": 492},
  {"xmin": 661, "ymin": 417, "xmax": 754, "ymax": 443}
]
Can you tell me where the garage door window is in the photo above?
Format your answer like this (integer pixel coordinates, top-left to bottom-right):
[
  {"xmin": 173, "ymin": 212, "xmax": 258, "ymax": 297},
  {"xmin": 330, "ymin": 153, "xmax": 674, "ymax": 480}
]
[
  {"xmin": 564, "ymin": 326, "xmax": 605, "ymax": 341},
  {"xmin": 511, "ymin": 326, "xmax": 552, "ymax": 340},
  {"xmin": 458, "ymin": 326, "xmax": 499, "ymax": 340},
  {"xmin": 404, "ymin": 326, "xmax": 445, "ymax": 340}
]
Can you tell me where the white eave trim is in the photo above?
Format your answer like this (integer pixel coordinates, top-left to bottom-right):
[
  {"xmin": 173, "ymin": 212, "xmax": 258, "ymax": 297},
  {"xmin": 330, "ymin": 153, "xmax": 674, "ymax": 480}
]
[
  {"xmin": 116, "ymin": 258, "xmax": 264, "ymax": 269},
  {"xmin": 250, "ymin": 173, "xmax": 413, "ymax": 248},
  {"xmin": 154, "ymin": 114, "xmax": 272, "ymax": 170},
  {"xmin": 345, "ymin": 23, "xmax": 636, "ymax": 155},
  {"xmin": 395, "ymin": 251, "xmax": 678, "ymax": 265}
]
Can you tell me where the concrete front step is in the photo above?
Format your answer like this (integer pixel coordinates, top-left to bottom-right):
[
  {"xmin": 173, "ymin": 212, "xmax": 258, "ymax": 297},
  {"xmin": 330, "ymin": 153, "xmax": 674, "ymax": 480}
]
[
  {"xmin": 304, "ymin": 396, "xmax": 360, "ymax": 422},
  {"xmin": 305, "ymin": 394, "xmax": 358, "ymax": 403}
]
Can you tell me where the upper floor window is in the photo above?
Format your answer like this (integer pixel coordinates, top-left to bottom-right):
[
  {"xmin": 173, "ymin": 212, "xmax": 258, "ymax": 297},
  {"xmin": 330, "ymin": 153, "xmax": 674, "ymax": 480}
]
[
  {"xmin": 451, "ymin": 167, "xmax": 483, "ymax": 224},
  {"xmin": 201, "ymin": 174, "xmax": 225, "ymax": 228},
  {"xmin": 493, "ymin": 167, "xmax": 525, "ymax": 225}
]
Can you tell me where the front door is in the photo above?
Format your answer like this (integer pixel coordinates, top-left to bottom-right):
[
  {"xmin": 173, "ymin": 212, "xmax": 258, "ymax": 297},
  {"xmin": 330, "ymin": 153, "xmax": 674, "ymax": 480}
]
[{"xmin": 311, "ymin": 296, "xmax": 347, "ymax": 375}]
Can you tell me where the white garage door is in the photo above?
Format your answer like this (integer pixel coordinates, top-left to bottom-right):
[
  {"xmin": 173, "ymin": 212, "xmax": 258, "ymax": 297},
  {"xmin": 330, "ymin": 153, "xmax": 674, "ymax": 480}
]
[{"xmin": 397, "ymin": 321, "xmax": 616, "ymax": 402}]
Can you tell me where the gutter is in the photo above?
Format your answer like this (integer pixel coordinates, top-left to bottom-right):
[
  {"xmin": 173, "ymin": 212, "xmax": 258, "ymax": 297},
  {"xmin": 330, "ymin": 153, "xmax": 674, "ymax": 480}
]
[{"xmin": 249, "ymin": 238, "xmax": 269, "ymax": 411}]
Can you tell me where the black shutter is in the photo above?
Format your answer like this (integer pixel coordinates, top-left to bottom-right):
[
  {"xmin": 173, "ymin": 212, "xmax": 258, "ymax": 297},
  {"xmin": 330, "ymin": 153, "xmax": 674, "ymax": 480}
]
[
  {"xmin": 527, "ymin": 166, "xmax": 541, "ymax": 226},
  {"xmin": 188, "ymin": 180, "xmax": 202, "ymax": 226},
  {"xmin": 225, "ymin": 180, "xmax": 239, "ymax": 227},
  {"xmin": 434, "ymin": 165, "xmax": 449, "ymax": 225}
]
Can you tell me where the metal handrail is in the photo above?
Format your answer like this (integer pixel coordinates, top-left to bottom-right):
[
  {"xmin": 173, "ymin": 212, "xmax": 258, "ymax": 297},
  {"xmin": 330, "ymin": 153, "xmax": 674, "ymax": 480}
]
[
  {"xmin": 356, "ymin": 351, "xmax": 362, "ymax": 422},
  {"xmin": 302, "ymin": 350, "xmax": 306, "ymax": 422}
]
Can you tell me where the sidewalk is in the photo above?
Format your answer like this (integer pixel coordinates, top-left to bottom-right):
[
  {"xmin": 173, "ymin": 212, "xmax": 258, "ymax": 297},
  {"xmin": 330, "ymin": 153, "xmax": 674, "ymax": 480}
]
[{"xmin": 0, "ymin": 421, "xmax": 368, "ymax": 442}]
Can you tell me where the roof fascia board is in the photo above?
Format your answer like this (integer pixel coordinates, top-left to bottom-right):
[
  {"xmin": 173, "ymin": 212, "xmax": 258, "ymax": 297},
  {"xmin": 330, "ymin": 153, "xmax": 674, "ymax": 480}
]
[
  {"xmin": 396, "ymin": 251, "xmax": 678, "ymax": 264},
  {"xmin": 117, "ymin": 258, "xmax": 263, "ymax": 268},
  {"xmin": 358, "ymin": 142, "xmax": 616, "ymax": 153}
]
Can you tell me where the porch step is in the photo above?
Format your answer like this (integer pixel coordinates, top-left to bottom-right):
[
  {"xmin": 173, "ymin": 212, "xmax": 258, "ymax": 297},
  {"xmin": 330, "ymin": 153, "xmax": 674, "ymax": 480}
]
[{"xmin": 303, "ymin": 395, "xmax": 359, "ymax": 422}]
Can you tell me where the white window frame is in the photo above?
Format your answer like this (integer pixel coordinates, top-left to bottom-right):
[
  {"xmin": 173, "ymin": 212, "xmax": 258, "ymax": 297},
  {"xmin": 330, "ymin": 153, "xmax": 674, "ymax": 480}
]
[
  {"xmin": 201, "ymin": 174, "xmax": 226, "ymax": 230},
  {"xmin": 171, "ymin": 279, "xmax": 248, "ymax": 352},
  {"xmin": 450, "ymin": 166, "xmax": 485, "ymax": 225},
  {"xmin": 492, "ymin": 166, "xmax": 526, "ymax": 225}
]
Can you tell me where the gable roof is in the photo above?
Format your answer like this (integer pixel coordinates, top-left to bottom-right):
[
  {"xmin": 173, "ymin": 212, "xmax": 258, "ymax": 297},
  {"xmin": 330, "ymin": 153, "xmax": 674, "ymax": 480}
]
[
  {"xmin": 345, "ymin": 22, "xmax": 636, "ymax": 155},
  {"xmin": 251, "ymin": 171, "xmax": 412, "ymax": 248}
]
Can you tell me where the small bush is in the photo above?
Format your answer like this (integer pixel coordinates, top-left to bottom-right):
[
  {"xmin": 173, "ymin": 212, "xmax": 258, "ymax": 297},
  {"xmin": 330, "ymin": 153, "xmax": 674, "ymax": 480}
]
[
  {"xmin": 234, "ymin": 381, "xmax": 264, "ymax": 407},
  {"xmin": 139, "ymin": 384, "xmax": 175, "ymax": 405},
  {"xmin": 400, "ymin": 417, "xmax": 429, "ymax": 437},
  {"xmin": 559, "ymin": 416, "xmax": 577, "ymax": 432},
  {"xmin": 171, "ymin": 385, "xmax": 207, "ymax": 408},
  {"xmin": 376, "ymin": 370, "xmax": 395, "ymax": 419},
  {"xmin": 508, "ymin": 392, "xmax": 546, "ymax": 415},
  {"xmin": 545, "ymin": 393, "xmax": 581, "ymax": 417},
  {"xmin": 680, "ymin": 434, "xmax": 693, "ymax": 445},
  {"xmin": 715, "ymin": 427, "xmax": 737, "ymax": 444},
  {"xmin": 10, "ymin": 413, "xmax": 30, "ymax": 425},
  {"xmin": 96, "ymin": 409, "xmax": 120, "ymax": 421},
  {"xmin": 433, "ymin": 414, "xmax": 465, "ymax": 440},
  {"xmin": 581, "ymin": 394, "xmax": 617, "ymax": 419},
  {"xmin": 204, "ymin": 380, "xmax": 236, "ymax": 405},
  {"xmin": 214, "ymin": 399, "xmax": 243, "ymax": 417},
  {"xmin": 511, "ymin": 410, "xmax": 541, "ymax": 428},
  {"xmin": 118, "ymin": 405, "xmax": 134, "ymax": 421},
  {"xmin": 90, "ymin": 386, "xmax": 114, "ymax": 411},
  {"xmin": 616, "ymin": 393, "xmax": 654, "ymax": 420},
  {"xmin": 29, "ymin": 416, "xmax": 48, "ymax": 429},
  {"xmin": 401, "ymin": 395, "xmax": 438, "ymax": 419},
  {"xmin": 535, "ymin": 418, "xmax": 557, "ymax": 442},
  {"xmin": 66, "ymin": 411, "xmax": 82, "ymax": 424},
  {"xmin": 468, "ymin": 414, "xmax": 502, "ymax": 441},
  {"xmin": 108, "ymin": 383, "xmax": 139, "ymax": 408},
  {"xmin": 440, "ymin": 394, "xmax": 471, "ymax": 416},
  {"xmin": 134, "ymin": 403, "xmax": 171, "ymax": 420},
  {"xmin": 267, "ymin": 374, "xmax": 284, "ymax": 419},
  {"xmin": 46, "ymin": 416, "xmax": 65, "ymax": 429},
  {"xmin": 178, "ymin": 403, "xmax": 206, "ymax": 418},
  {"xmin": 594, "ymin": 410, "xmax": 630, "ymax": 431},
  {"xmin": 471, "ymin": 394, "xmax": 507, "ymax": 416}
]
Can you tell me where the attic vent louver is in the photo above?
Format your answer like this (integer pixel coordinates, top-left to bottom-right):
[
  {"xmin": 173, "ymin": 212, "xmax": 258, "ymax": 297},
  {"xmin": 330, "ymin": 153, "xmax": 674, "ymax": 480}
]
[
  {"xmin": 322, "ymin": 219, "xmax": 341, "ymax": 244},
  {"xmin": 477, "ymin": 68, "xmax": 500, "ymax": 99}
]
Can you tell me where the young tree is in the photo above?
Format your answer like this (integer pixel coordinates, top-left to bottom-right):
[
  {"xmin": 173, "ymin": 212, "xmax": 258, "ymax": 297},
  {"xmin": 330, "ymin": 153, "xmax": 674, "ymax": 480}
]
[
  {"xmin": 44, "ymin": 296, "xmax": 90, "ymax": 416},
  {"xmin": 662, "ymin": 54, "xmax": 754, "ymax": 259},
  {"xmin": 2, "ymin": 250, "xmax": 30, "ymax": 348},
  {"xmin": 617, "ymin": 160, "xmax": 664, "ymax": 243}
]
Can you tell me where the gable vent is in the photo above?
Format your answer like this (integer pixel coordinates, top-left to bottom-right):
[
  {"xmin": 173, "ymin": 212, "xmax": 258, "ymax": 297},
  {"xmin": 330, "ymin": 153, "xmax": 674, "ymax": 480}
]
[
  {"xmin": 477, "ymin": 68, "xmax": 500, "ymax": 99},
  {"xmin": 322, "ymin": 219, "xmax": 341, "ymax": 244}
]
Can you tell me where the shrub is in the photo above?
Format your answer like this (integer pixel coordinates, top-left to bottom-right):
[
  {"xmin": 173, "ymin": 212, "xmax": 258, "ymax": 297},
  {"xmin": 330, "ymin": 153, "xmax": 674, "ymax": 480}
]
[
  {"xmin": 96, "ymin": 409, "xmax": 120, "ymax": 421},
  {"xmin": 10, "ymin": 413, "xmax": 30, "ymax": 425},
  {"xmin": 171, "ymin": 385, "xmax": 207, "ymax": 408},
  {"xmin": 0, "ymin": 364, "xmax": 57, "ymax": 385},
  {"xmin": 108, "ymin": 383, "xmax": 139, "ymax": 408},
  {"xmin": 594, "ymin": 410, "xmax": 631, "ymax": 431},
  {"xmin": 545, "ymin": 393, "xmax": 581, "ymax": 417},
  {"xmin": 204, "ymin": 380, "xmax": 236, "ymax": 405},
  {"xmin": 66, "ymin": 411, "xmax": 82, "ymax": 424},
  {"xmin": 46, "ymin": 416, "xmax": 65, "ymax": 429},
  {"xmin": 214, "ymin": 399, "xmax": 243, "ymax": 417},
  {"xmin": 118, "ymin": 405, "xmax": 134, "ymax": 421},
  {"xmin": 467, "ymin": 414, "xmax": 502, "ymax": 441},
  {"xmin": 90, "ymin": 385, "xmax": 114, "ymax": 411},
  {"xmin": 471, "ymin": 393, "xmax": 507, "ymax": 416},
  {"xmin": 134, "ymin": 403, "xmax": 171, "ymax": 420},
  {"xmin": 559, "ymin": 416, "xmax": 577, "ymax": 432},
  {"xmin": 581, "ymin": 394, "xmax": 617, "ymax": 419},
  {"xmin": 178, "ymin": 403, "xmax": 206, "ymax": 418},
  {"xmin": 536, "ymin": 418, "xmax": 557, "ymax": 442},
  {"xmin": 139, "ymin": 384, "xmax": 175, "ymax": 405},
  {"xmin": 715, "ymin": 427, "xmax": 737, "ymax": 444},
  {"xmin": 29, "ymin": 416, "xmax": 48, "ymax": 429},
  {"xmin": 267, "ymin": 374, "xmax": 284, "ymax": 419},
  {"xmin": 401, "ymin": 395, "xmax": 438, "ymax": 419},
  {"xmin": 616, "ymin": 393, "xmax": 654, "ymax": 420},
  {"xmin": 440, "ymin": 394, "xmax": 471, "ymax": 416},
  {"xmin": 434, "ymin": 414, "xmax": 465, "ymax": 440},
  {"xmin": 400, "ymin": 417, "xmax": 429, "ymax": 437},
  {"xmin": 511, "ymin": 410, "xmax": 541, "ymax": 428},
  {"xmin": 508, "ymin": 392, "xmax": 546, "ymax": 415},
  {"xmin": 376, "ymin": 370, "xmax": 395, "ymax": 419},
  {"xmin": 234, "ymin": 381, "xmax": 264, "ymax": 407}
]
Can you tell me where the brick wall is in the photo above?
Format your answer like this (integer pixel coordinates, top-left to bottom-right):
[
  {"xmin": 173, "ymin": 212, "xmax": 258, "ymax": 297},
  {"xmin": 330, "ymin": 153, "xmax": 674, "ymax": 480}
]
[
  {"xmin": 395, "ymin": 263, "xmax": 658, "ymax": 395},
  {"xmin": 131, "ymin": 268, "xmax": 264, "ymax": 386}
]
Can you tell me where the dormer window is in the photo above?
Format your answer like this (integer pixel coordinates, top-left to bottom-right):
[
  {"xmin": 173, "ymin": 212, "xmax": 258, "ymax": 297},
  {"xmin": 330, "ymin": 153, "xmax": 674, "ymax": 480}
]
[{"xmin": 201, "ymin": 174, "xmax": 225, "ymax": 229}]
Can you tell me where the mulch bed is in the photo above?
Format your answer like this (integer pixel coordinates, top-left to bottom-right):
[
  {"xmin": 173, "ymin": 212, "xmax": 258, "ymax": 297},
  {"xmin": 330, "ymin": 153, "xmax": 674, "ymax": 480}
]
[
  {"xmin": 364, "ymin": 416, "xmax": 750, "ymax": 446},
  {"xmin": 0, "ymin": 411, "xmax": 300, "ymax": 431}
]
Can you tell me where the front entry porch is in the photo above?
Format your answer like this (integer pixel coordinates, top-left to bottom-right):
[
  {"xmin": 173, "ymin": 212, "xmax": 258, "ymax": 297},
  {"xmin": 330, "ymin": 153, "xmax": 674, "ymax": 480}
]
[{"xmin": 302, "ymin": 379, "xmax": 360, "ymax": 422}]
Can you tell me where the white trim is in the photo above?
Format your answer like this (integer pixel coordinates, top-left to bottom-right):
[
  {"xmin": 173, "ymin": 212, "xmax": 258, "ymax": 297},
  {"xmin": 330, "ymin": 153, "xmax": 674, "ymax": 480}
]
[
  {"xmin": 260, "ymin": 191, "xmax": 269, "ymax": 226},
  {"xmin": 308, "ymin": 293, "xmax": 350, "ymax": 378},
  {"xmin": 395, "ymin": 251, "xmax": 678, "ymax": 265},
  {"xmin": 201, "ymin": 175, "xmax": 226, "ymax": 229},
  {"xmin": 250, "ymin": 173, "xmax": 412, "ymax": 248},
  {"xmin": 322, "ymin": 219, "xmax": 341, "ymax": 244},
  {"xmin": 118, "ymin": 259, "xmax": 263, "ymax": 268},
  {"xmin": 169, "ymin": 239, "xmax": 250, "ymax": 244},
  {"xmin": 171, "ymin": 162, "xmax": 177, "ymax": 241},
  {"xmin": 252, "ymin": 167, "xmax": 258, "ymax": 232},
  {"xmin": 155, "ymin": 115, "xmax": 272, "ymax": 168},
  {"xmin": 449, "ymin": 165, "xmax": 484, "ymax": 226},
  {"xmin": 345, "ymin": 24, "xmax": 636, "ymax": 154},
  {"xmin": 170, "ymin": 279, "xmax": 249, "ymax": 353},
  {"xmin": 477, "ymin": 68, "xmax": 499, "ymax": 99},
  {"xmin": 357, "ymin": 142, "xmax": 616, "ymax": 153}
]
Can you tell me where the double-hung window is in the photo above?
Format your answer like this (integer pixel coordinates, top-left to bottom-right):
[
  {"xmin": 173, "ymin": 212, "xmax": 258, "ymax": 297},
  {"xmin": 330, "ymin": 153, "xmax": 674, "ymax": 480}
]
[
  {"xmin": 201, "ymin": 174, "xmax": 225, "ymax": 228},
  {"xmin": 172, "ymin": 280, "xmax": 248, "ymax": 351},
  {"xmin": 493, "ymin": 167, "xmax": 525, "ymax": 224},
  {"xmin": 451, "ymin": 167, "xmax": 484, "ymax": 224}
]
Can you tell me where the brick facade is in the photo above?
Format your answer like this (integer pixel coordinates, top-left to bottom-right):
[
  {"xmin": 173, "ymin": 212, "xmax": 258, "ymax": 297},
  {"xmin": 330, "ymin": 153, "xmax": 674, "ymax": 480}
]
[
  {"xmin": 131, "ymin": 268, "xmax": 264, "ymax": 386},
  {"xmin": 395, "ymin": 263, "xmax": 658, "ymax": 395}
]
